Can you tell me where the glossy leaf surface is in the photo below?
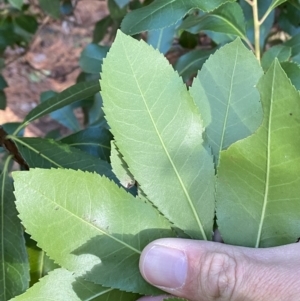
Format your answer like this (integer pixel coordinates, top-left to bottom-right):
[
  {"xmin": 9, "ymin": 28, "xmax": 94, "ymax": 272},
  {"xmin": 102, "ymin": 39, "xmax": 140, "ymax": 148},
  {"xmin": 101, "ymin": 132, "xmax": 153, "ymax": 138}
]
[
  {"xmin": 0, "ymin": 157, "xmax": 29, "ymax": 301},
  {"xmin": 79, "ymin": 44, "xmax": 109, "ymax": 74},
  {"xmin": 60, "ymin": 126, "xmax": 112, "ymax": 161},
  {"xmin": 268, "ymin": 0, "xmax": 288, "ymax": 10},
  {"xmin": 11, "ymin": 137, "xmax": 115, "ymax": 179},
  {"xmin": 13, "ymin": 168, "xmax": 174, "ymax": 295},
  {"xmin": 40, "ymin": 91, "xmax": 81, "ymax": 132},
  {"xmin": 261, "ymin": 45, "xmax": 291, "ymax": 71},
  {"xmin": 101, "ymin": 30, "xmax": 215, "ymax": 240},
  {"xmin": 121, "ymin": 0, "xmax": 235, "ymax": 34},
  {"xmin": 216, "ymin": 61, "xmax": 300, "ymax": 247},
  {"xmin": 20, "ymin": 80, "xmax": 100, "ymax": 130},
  {"xmin": 281, "ymin": 61, "xmax": 300, "ymax": 90},
  {"xmin": 174, "ymin": 48, "xmax": 215, "ymax": 82},
  {"xmin": 190, "ymin": 39, "xmax": 263, "ymax": 165},
  {"xmin": 147, "ymin": 24, "xmax": 176, "ymax": 54},
  {"xmin": 284, "ymin": 32, "xmax": 300, "ymax": 58},
  {"xmin": 180, "ymin": 2, "xmax": 246, "ymax": 38}
]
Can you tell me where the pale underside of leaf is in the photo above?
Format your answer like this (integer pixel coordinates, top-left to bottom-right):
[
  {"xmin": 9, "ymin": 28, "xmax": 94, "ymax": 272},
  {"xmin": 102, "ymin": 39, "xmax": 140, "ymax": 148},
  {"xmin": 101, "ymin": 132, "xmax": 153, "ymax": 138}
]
[
  {"xmin": 13, "ymin": 168, "xmax": 173, "ymax": 295},
  {"xmin": 9, "ymin": 269, "xmax": 81, "ymax": 301},
  {"xmin": 216, "ymin": 60, "xmax": 300, "ymax": 247},
  {"xmin": 190, "ymin": 38, "xmax": 263, "ymax": 166},
  {"xmin": 101, "ymin": 30, "xmax": 215, "ymax": 240},
  {"xmin": 10, "ymin": 268, "xmax": 139, "ymax": 301},
  {"xmin": 110, "ymin": 140, "xmax": 135, "ymax": 189}
]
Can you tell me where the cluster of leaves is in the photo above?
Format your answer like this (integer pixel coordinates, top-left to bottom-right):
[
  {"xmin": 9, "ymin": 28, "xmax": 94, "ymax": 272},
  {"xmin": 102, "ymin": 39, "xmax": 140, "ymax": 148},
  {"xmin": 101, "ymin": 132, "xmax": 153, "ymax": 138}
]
[{"xmin": 2, "ymin": 0, "xmax": 300, "ymax": 300}]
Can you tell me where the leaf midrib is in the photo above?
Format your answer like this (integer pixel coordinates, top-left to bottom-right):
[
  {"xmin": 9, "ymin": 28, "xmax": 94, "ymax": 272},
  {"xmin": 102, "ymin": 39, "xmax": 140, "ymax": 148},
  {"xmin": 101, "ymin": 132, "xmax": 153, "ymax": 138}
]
[
  {"xmin": 84, "ymin": 287, "xmax": 115, "ymax": 301},
  {"xmin": 7, "ymin": 136, "xmax": 63, "ymax": 168},
  {"xmin": 0, "ymin": 156, "xmax": 13, "ymax": 301},
  {"xmin": 255, "ymin": 67, "xmax": 275, "ymax": 248},
  {"xmin": 209, "ymin": 13, "xmax": 246, "ymax": 38},
  {"xmin": 18, "ymin": 179, "xmax": 142, "ymax": 255},
  {"xmin": 218, "ymin": 47, "xmax": 239, "ymax": 163},
  {"xmin": 67, "ymin": 142, "xmax": 110, "ymax": 150},
  {"xmin": 25, "ymin": 81, "xmax": 99, "ymax": 124},
  {"xmin": 120, "ymin": 36, "xmax": 207, "ymax": 240}
]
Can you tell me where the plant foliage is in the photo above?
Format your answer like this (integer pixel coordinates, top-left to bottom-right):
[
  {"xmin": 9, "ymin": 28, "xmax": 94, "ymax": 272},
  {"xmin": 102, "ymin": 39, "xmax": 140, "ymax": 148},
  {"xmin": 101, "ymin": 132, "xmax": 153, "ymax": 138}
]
[{"xmin": 1, "ymin": 0, "xmax": 300, "ymax": 300}]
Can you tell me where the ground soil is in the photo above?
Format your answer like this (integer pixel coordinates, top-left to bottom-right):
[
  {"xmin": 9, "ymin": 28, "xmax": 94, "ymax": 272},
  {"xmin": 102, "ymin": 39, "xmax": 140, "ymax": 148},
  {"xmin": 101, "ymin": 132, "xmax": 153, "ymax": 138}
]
[{"xmin": 1, "ymin": 0, "xmax": 108, "ymax": 137}]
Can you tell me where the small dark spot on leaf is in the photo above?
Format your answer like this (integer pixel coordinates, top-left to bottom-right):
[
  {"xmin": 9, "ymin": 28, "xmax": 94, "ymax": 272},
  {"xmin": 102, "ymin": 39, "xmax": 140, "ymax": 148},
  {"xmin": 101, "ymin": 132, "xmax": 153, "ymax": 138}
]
[
  {"xmin": 55, "ymin": 206, "xmax": 59, "ymax": 210},
  {"xmin": 290, "ymin": 113, "xmax": 293, "ymax": 116}
]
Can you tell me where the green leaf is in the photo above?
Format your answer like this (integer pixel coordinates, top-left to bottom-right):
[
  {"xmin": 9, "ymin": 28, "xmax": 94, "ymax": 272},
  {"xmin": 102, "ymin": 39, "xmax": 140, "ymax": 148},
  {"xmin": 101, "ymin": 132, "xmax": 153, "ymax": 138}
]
[
  {"xmin": 216, "ymin": 60, "xmax": 300, "ymax": 248},
  {"xmin": 10, "ymin": 269, "xmax": 80, "ymax": 301},
  {"xmin": 0, "ymin": 75, "xmax": 7, "ymax": 90},
  {"xmin": 268, "ymin": 0, "xmax": 288, "ymax": 10},
  {"xmin": 110, "ymin": 140, "xmax": 135, "ymax": 189},
  {"xmin": 1, "ymin": 122, "xmax": 24, "ymax": 136},
  {"xmin": 108, "ymin": 0, "xmax": 128, "ymax": 20},
  {"xmin": 13, "ymin": 15, "xmax": 38, "ymax": 41},
  {"xmin": 261, "ymin": 45, "xmax": 291, "ymax": 71},
  {"xmin": 40, "ymin": 91, "xmax": 81, "ymax": 132},
  {"xmin": 38, "ymin": 0, "xmax": 60, "ymax": 19},
  {"xmin": 8, "ymin": 0, "xmax": 23, "ymax": 10},
  {"xmin": 79, "ymin": 44, "xmax": 109, "ymax": 74},
  {"xmin": 13, "ymin": 168, "xmax": 174, "ymax": 295},
  {"xmin": 114, "ymin": 0, "xmax": 130, "ymax": 9},
  {"xmin": 93, "ymin": 16, "xmax": 113, "ymax": 43},
  {"xmin": 11, "ymin": 267, "xmax": 140, "ymax": 300},
  {"xmin": 0, "ymin": 90, "xmax": 6, "ymax": 110},
  {"xmin": 25, "ymin": 235, "xmax": 59, "ymax": 286},
  {"xmin": 281, "ymin": 61, "xmax": 300, "ymax": 90},
  {"xmin": 284, "ymin": 32, "xmax": 300, "ymax": 57},
  {"xmin": 10, "ymin": 137, "xmax": 115, "ymax": 179},
  {"xmin": 180, "ymin": 2, "xmax": 246, "ymax": 38},
  {"xmin": 87, "ymin": 93, "xmax": 106, "ymax": 126},
  {"xmin": 190, "ymin": 39, "xmax": 263, "ymax": 166},
  {"xmin": 101, "ymin": 30, "xmax": 215, "ymax": 239},
  {"xmin": 73, "ymin": 277, "xmax": 140, "ymax": 301},
  {"xmin": 0, "ymin": 156, "xmax": 29, "ymax": 301},
  {"xmin": 174, "ymin": 48, "xmax": 215, "ymax": 82},
  {"xmin": 18, "ymin": 80, "xmax": 100, "ymax": 132},
  {"xmin": 60, "ymin": 126, "xmax": 113, "ymax": 162},
  {"xmin": 121, "ymin": 0, "xmax": 236, "ymax": 35},
  {"xmin": 147, "ymin": 23, "xmax": 176, "ymax": 54}
]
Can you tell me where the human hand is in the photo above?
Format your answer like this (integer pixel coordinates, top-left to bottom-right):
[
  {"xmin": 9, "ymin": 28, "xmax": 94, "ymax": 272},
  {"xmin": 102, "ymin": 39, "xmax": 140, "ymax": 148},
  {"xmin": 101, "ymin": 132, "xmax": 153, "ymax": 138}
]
[{"xmin": 137, "ymin": 238, "xmax": 300, "ymax": 301}]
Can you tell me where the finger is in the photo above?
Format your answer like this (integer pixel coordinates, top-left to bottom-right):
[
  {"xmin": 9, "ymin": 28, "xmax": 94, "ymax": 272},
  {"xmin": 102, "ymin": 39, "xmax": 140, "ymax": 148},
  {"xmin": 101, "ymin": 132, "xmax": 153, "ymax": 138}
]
[{"xmin": 139, "ymin": 238, "xmax": 300, "ymax": 301}]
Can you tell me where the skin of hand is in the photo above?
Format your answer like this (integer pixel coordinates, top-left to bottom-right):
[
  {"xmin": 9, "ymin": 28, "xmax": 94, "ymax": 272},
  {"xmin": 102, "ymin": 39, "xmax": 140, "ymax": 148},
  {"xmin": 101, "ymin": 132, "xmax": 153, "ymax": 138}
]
[{"xmin": 137, "ymin": 238, "xmax": 300, "ymax": 301}]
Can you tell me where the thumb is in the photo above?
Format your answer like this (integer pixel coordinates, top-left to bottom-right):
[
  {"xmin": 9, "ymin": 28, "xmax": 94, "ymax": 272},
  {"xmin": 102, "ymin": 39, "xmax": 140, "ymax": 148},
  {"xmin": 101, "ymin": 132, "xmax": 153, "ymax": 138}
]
[{"xmin": 139, "ymin": 238, "xmax": 300, "ymax": 301}]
